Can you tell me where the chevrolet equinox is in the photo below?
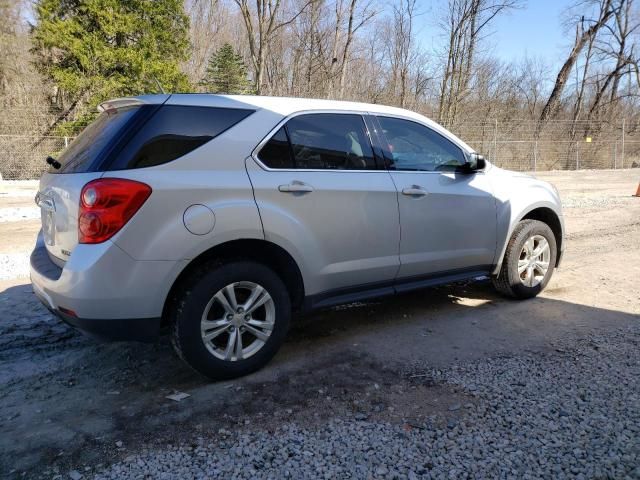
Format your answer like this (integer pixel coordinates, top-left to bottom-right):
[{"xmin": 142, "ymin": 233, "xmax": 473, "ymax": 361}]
[{"xmin": 31, "ymin": 94, "xmax": 564, "ymax": 379}]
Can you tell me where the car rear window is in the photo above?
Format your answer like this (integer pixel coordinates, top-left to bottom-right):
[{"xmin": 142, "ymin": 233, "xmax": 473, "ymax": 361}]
[
  {"xmin": 52, "ymin": 106, "xmax": 140, "ymax": 173},
  {"xmin": 106, "ymin": 105, "xmax": 254, "ymax": 170}
]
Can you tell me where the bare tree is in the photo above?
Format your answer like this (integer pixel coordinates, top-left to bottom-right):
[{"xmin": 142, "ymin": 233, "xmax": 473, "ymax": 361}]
[
  {"xmin": 438, "ymin": 0, "xmax": 520, "ymax": 126},
  {"xmin": 183, "ymin": 0, "xmax": 229, "ymax": 85},
  {"xmin": 511, "ymin": 57, "xmax": 549, "ymax": 118},
  {"xmin": 336, "ymin": 0, "xmax": 376, "ymax": 98},
  {"xmin": 586, "ymin": 0, "xmax": 639, "ymax": 121},
  {"xmin": 233, "ymin": 0, "xmax": 314, "ymax": 93},
  {"xmin": 387, "ymin": 0, "xmax": 418, "ymax": 108},
  {"xmin": 538, "ymin": 0, "xmax": 615, "ymax": 127}
]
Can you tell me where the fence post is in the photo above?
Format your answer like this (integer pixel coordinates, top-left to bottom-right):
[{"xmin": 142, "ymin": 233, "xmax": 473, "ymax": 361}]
[
  {"xmin": 64, "ymin": 136, "xmax": 68, "ymax": 148},
  {"xmin": 613, "ymin": 142, "xmax": 617, "ymax": 169},
  {"xmin": 621, "ymin": 118, "xmax": 625, "ymax": 169},
  {"xmin": 493, "ymin": 119, "xmax": 498, "ymax": 163},
  {"xmin": 533, "ymin": 140, "xmax": 537, "ymax": 172},
  {"xmin": 576, "ymin": 142, "xmax": 579, "ymax": 170}
]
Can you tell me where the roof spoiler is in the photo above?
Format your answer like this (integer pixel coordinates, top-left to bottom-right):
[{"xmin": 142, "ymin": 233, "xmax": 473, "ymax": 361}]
[
  {"xmin": 97, "ymin": 98, "xmax": 145, "ymax": 113},
  {"xmin": 98, "ymin": 94, "xmax": 172, "ymax": 113}
]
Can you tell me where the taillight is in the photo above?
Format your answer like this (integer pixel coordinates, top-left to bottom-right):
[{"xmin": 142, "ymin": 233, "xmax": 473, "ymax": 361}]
[{"xmin": 78, "ymin": 179, "xmax": 151, "ymax": 244}]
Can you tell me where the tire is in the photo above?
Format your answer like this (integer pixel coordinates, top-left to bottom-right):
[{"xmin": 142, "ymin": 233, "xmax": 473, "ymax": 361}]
[
  {"xmin": 170, "ymin": 260, "xmax": 291, "ymax": 380},
  {"xmin": 492, "ymin": 219, "xmax": 557, "ymax": 299}
]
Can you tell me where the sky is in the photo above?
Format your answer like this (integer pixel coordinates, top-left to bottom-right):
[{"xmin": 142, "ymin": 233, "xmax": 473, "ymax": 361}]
[
  {"xmin": 487, "ymin": 0, "xmax": 575, "ymax": 64},
  {"xmin": 416, "ymin": 0, "xmax": 577, "ymax": 68}
]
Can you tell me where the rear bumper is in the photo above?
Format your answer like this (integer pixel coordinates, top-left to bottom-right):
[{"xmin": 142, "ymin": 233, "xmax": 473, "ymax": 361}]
[
  {"xmin": 30, "ymin": 231, "xmax": 186, "ymax": 341},
  {"xmin": 56, "ymin": 308, "xmax": 160, "ymax": 342}
]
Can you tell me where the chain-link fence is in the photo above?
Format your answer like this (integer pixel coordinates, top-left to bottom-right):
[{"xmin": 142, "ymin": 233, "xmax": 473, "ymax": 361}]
[
  {"xmin": 0, "ymin": 135, "xmax": 73, "ymax": 179},
  {"xmin": 443, "ymin": 119, "xmax": 640, "ymax": 172},
  {"xmin": 1, "ymin": 109, "xmax": 639, "ymax": 179},
  {"xmin": 0, "ymin": 108, "xmax": 88, "ymax": 180}
]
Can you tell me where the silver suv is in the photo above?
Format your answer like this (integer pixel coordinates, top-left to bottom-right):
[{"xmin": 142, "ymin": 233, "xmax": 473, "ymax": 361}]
[{"xmin": 31, "ymin": 94, "xmax": 564, "ymax": 379}]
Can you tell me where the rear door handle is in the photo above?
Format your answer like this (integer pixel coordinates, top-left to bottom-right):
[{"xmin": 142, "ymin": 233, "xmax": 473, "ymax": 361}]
[
  {"xmin": 401, "ymin": 186, "xmax": 428, "ymax": 197},
  {"xmin": 278, "ymin": 182, "xmax": 314, "ymax": 193}
]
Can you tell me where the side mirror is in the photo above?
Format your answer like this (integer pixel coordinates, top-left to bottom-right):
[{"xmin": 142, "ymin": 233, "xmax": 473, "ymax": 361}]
[{"xmin": 465, "ymin": 153, "xmax": 486, "ymax": 172}]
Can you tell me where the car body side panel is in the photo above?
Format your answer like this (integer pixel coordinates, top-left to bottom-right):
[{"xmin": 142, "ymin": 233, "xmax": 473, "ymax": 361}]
[
  {"xmin": 488, "ymin": 165, "xmax": 565, "ymax": 274},
  {"xmin": 389, "ymin": 170, "xmax": 497, "ymax": 278},
  {"xmin": 106, "ymin": 168, "xmax": 264, "ymax": 261},
  {"xmin": 245, "ymin": 157, "xmax": 401, "ymax": 296}
]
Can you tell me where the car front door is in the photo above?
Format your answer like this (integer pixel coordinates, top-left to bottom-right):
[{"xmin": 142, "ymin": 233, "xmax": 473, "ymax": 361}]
[
  {"xmin": 373, "ymin": 115, "xmax": 497, "ymax": 281},
  {"xmin": 246, "ymin": 112, "xmax": 401, "ymax": 301}
]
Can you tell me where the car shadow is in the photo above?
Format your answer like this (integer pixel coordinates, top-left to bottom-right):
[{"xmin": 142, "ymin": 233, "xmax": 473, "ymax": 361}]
[{"xmin": 0, "ymin": 279, "xmax": 637, "ymax": 475}]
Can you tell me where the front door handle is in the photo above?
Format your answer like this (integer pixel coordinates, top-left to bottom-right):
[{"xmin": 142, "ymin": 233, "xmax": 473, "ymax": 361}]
[
  {"xmin": 401, "ymin": 186, "xmax": 428, "ymax": 197},
  {"xmin": 278, "ymin": 182, "xmax": 314, "ymax": 193}
]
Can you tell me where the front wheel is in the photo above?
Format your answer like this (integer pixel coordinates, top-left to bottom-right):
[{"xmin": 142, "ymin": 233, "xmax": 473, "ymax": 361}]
[
  {"xmin": 170, "ymin": 260, "xmax": 291, "ymax": 380},
  {"xmin": 492, "ymin": 219, "xmax": 557, "ymax": 299}
]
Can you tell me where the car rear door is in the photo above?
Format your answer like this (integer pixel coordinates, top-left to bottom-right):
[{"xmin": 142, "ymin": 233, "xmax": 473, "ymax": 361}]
[
  {"xmin": 246, "ymin": 112, "xmax": 401, "ymax": 300},
  {"xmin": 372, "ymin": 115, "xmax": 497, "ymax": 281}
]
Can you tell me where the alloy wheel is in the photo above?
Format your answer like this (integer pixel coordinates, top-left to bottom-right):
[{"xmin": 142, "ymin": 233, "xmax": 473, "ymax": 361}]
[
  {"xmin": 200, "ymin": 281, "xmax": 275, "ymax": 361},
  {"xmin": 518, "ymin": 234, "xmax": 551, "ymax": 287}
]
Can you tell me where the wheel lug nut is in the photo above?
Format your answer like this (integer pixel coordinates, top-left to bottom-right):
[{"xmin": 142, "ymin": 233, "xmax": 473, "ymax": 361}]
[
  {"xmin": 226, "ymin": 314, "xmax": 233, "ymax": 320},
  {"xmin": 244, "ymin": 315, "xmax": 250, "ymax": 321},
  {"xmin": 227, "ymin": 326, "xmax": 234, "ymax": 332}
]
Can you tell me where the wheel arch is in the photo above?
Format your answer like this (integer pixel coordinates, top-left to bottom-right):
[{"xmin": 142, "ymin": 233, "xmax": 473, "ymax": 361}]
[
  {"xmin": 162, "ymin": 239, "xmax": 306, "ymax": 326},
  {"xmin": 521, "ymin": 207, "xmax": 563, "ymax": 264},
  {"xmin": 493, "ymin": 205, "xmax": 564, "ymax": 276}
]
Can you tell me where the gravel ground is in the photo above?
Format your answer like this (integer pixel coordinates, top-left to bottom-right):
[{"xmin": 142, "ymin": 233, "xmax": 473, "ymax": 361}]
[
  {"xmin": 0, "ymin": 206, "xmax": 39, "ymax": 223},
  {"xmin": 91, "ymin": 327, "xmax": 639, "ymax": 480},
  {"xmin": 1, "ymin": 170, "xmax": 639, "ymax": 479},
  {"xmin": 0, "ymin": 252, "xmax": 30, "ymax": 279}
]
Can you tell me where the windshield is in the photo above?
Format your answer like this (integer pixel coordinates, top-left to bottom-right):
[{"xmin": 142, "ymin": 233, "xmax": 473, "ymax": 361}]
[{"xmin": 52, "ymin": 106, "xmax": 140, "ymax": 173}]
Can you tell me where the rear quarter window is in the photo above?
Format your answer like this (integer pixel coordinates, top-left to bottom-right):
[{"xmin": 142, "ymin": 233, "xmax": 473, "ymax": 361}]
[{"xmin": 107, "ymin": 105, "xmax": 254, "ymax": 170}]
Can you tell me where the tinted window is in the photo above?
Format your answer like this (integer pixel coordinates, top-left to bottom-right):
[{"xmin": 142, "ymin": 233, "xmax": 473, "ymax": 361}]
[
  {"xmin": 285, "ymin": 114, "xmax": 375, "ymax": 170},
  {"xmin": 53, "ymin": 106, "xmax": 140, "ymax": 173},
  {"xmin": 259, "ymin": 127, "xmax": 294, "ymax": 168},
  {"xmin": 377, "ymin": 116, "xmax": 466, "ymax": 172},
  {"xmin": 109, "ymin": 106, "xmax": 254, "ymax": 170}
]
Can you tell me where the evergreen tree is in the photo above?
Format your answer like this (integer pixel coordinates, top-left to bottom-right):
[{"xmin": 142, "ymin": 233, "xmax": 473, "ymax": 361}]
[
  {"xmin": 202, "ymin": 44, "xmax": 252, "ymax": 94},
  {"xmin": 32, "ymin": 0, "xmax": 191, "ymax": 133}
]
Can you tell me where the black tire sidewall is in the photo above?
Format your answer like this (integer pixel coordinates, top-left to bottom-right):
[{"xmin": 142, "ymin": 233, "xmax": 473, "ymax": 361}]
[
  {"xmin": 507, "ymin": 221, "xmax": 557, "ymax": 298},
  {"xmin": 174, "ymin": 261, "xmax": 291, "ymax": 380}
]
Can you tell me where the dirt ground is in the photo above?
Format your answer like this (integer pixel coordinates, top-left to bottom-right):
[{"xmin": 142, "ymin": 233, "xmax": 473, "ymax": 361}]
[{"xmin": 0, "ymin": 170, "xmax": 638, "ymax": 478}]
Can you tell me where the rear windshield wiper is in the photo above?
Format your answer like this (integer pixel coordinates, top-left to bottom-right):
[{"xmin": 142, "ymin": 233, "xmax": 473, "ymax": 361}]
[{"xmin": 46, "ymin": 156, "xmax": 61, "ymax": 170}]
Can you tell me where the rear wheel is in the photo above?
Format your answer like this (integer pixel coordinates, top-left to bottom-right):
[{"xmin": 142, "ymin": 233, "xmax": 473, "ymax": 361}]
[
  {"xmin": 171, "ymin": 260, "xmax": 291, "ymax": 380},
  {"xmin": 492, "ymin": 219, "xmax": 557, "ymax": 299}
]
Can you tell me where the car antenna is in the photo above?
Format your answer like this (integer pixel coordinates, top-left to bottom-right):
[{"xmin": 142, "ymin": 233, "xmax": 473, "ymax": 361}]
[{"xmin": 152, "ymin": 76, "xmax": 166, "ymax": 94}]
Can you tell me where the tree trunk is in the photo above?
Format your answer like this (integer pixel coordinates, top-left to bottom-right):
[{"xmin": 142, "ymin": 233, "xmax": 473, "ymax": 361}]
[{"xmin": 538, "ymin": 0, "xmax": 614, "ymax": 128}]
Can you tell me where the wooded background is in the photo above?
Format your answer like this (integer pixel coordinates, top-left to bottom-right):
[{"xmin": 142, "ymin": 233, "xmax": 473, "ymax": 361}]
[{"xmin": 0, "ymin": 0, "xmax": 638, "ymax": 178}]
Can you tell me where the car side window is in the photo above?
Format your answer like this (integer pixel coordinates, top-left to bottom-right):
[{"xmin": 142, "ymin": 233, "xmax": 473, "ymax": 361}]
[
  {"xmin": 109, "ymin": 106, "xmax": 254, "ymax": 170},
  {"xmin": 260, "ymin": 113, "xmax": 375, "ymax": 170},
  {"xmin": 377, "ymin": 116, "xmax": 466, "ymax": 172},
  {"xmin": 258, "ymin": 126, "xmax": 295, "ymax": 169}
]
